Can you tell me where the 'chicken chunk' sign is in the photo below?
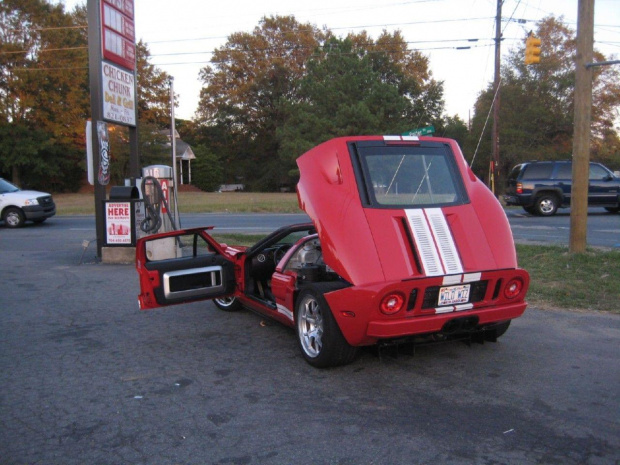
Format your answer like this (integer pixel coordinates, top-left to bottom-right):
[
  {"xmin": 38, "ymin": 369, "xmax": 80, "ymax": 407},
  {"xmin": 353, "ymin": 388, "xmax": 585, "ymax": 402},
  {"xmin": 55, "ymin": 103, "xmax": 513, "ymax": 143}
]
[{"xmin": 102, "ymin": 62, "xmax": 136, "ymax": 126}]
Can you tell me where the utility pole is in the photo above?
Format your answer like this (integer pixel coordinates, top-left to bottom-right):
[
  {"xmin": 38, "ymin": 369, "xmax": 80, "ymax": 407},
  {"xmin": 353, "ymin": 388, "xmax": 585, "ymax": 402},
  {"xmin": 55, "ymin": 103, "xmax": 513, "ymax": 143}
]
[
  {"xmin": 490, "ymin": 0, "xmax": 502, "ymax": 195},
  {"xmin": 569, "ymin": 0, "xmax": 594, "ymax": 253}
]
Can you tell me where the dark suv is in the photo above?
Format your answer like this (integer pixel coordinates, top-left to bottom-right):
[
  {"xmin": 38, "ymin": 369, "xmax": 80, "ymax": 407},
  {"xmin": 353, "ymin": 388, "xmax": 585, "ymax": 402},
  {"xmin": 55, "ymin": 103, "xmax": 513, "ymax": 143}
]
[{"xmin": 504, "ymin": 161, "xmax": 620, "ymax": 216}]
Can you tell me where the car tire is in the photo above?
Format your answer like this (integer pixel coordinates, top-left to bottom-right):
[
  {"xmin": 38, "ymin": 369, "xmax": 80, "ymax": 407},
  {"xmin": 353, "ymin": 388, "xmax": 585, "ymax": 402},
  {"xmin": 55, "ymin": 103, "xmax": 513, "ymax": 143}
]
[
  {"xmin": 3, "ymin": 207, "xmax": 25, "ymax": 228},
  {"xmin": 213, "ymin": 296, "xmax": 242, "ymax": 311},
  {"xmin": 604, "ymin": 207, "xmax": 619, "ymax": 213},
  {"xmin": 534, "ymin": 194, "xmax": 559, "ymax": 216},
  {"xmin": 295, "ymin": 284, "xmax": 358, "ymax": 368}
]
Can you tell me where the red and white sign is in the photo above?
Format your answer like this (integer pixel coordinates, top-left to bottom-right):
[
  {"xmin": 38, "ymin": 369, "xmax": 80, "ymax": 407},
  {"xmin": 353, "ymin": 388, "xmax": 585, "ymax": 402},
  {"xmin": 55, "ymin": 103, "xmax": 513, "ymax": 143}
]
[
  {"xmin": 101, "ymin": 0, "xmax": 135, "ymax": 71},
  {"xmin": 106, "ymin": 202, "xmax": 132, "ymax": 244},
  {"xmin": 159, "ymin": 179, "xmax": 169, "ymax": 214},
  {"xmin": 102, "ymin": 62, "xmax": 136, "ymax": 126}
]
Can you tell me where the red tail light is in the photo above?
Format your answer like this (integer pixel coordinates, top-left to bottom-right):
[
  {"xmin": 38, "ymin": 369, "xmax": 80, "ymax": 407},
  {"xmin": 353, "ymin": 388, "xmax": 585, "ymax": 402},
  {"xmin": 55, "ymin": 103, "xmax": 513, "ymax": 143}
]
[
  {"xmin": 504, "ymin": 278, "xmax": 524, "ymax": 299},
  {"xmin": 516, "ymin": 182, "xmax": 523, "ymax": 194},
  {"xmin": 380, "ymin": 292, "xmax": 406, "ymax": 315}
]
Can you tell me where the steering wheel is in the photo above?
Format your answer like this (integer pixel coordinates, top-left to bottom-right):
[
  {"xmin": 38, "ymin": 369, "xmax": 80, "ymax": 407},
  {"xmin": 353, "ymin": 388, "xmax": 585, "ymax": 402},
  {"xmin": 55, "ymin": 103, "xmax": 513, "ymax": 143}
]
[{"xmin": 273, "ymin": 244, "xmax": 290, "ymax": 265}]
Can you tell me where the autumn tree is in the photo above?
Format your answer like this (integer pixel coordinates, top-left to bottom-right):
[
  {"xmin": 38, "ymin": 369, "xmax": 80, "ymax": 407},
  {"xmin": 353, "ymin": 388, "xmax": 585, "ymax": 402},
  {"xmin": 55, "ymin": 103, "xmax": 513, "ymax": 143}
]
[
  {"xmin": 468, "ymin": 15, "xmax": 620, "ymax": 184},
  {"xmin": 0, "ymin": 0, "xmax": 89, "ymax": 190},
  {"xmin": 194, "ymin": 18, "xmax": 446, "ymax": 190},
  {"xmin": 195, "ymin": 15, "xmax": 326, "ymax": 190}
]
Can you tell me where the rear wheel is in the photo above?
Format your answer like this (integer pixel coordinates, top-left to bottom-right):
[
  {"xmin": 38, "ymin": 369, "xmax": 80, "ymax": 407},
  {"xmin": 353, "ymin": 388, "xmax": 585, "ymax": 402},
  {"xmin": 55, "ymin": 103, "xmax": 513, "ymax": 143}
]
[
  {"xmin": 534, "ymin": 194, "xmax": 559, "ymax": 216},
  {"xmin": 295, "ymin": 284, "xmax": 358, "ymax": 368},
  {"xmin": 2, "ymin": 207, "xmax": 25, "ymax": 228},
  {"xmin": 604, "ymin": 207, "xmax": 619, "ymax": 213},
  {"xmin": 213, "ymin": 296, "xmax": 242, "ymax": 311}
]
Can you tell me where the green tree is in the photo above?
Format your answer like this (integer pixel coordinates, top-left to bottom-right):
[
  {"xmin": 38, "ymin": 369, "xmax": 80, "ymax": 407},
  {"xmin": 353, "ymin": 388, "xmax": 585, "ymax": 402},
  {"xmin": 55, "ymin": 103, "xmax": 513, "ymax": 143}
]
[
  {"xmin": 467, "ymin": 15, "xmax": 620, "ymax": 185},
  {"xmin": 437, "ymin": 115, "xmax": 468, "ymax": 146},
  {"xmin": 194, "ymin": 19, "xmax": 445, "ymax": 190},
  {"xmin": 190, "ymin": 144, "xmax": 223, "ymax": 192},
  {"xmin": 277, "ymin": 35, "xmax": 444, "ymax": 177}
]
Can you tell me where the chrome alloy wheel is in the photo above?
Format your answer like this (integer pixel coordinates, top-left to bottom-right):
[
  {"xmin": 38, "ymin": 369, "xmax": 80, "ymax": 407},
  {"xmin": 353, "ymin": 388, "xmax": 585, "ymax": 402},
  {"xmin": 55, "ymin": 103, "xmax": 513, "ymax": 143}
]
[
  {"xmin": 297, "ymin": 294, "xmax": 324, "ymax": 358},
  {"xmin": 539, "ymin": 198, "xmax": 555, "ymax": 215},
  {"xmin": 214, "ymin": 296, "xmax": 236, "ymax": 308}
]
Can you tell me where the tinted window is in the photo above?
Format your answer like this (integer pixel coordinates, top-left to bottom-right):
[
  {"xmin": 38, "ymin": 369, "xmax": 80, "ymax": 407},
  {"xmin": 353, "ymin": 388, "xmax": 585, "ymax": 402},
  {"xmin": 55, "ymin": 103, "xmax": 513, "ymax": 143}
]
[
  {"xmin": 508, "ymin": 165, "xmax": 524, "ymax": 181},
  {"xmin": 589, "ymin": 164, "xmax": 610, "ymax": 180},
  {"xmin": 353, "ymin": 143, "xmax": 468, "ymax": 208},
  {"xmin": 521, "ymin": 163, "xmax": 554, "ymax": 180},
  {"xmin": 555, "ymin": 163, "xmax": 572, "ymax": 179}
]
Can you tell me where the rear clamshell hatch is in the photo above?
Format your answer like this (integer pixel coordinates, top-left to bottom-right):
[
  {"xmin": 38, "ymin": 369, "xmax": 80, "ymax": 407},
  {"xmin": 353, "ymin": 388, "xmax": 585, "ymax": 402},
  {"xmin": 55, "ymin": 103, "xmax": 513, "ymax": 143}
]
[{"xmin": 296, "ymin": 136, "xmax": 519, "ymax": 287}]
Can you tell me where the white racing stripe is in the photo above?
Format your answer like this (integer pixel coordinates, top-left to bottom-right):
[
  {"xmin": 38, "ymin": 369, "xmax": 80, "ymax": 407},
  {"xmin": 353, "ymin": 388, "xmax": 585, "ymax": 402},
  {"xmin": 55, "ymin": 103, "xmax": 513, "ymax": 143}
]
[{"xmin": 405, "ymin": 208, "xmax": 463, "ymax": 277}]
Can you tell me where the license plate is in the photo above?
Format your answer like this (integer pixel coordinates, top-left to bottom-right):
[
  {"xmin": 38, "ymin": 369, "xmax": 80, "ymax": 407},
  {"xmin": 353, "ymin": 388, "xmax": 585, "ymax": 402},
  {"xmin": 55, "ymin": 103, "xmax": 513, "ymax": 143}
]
[{"xmin": 438, "ymin": 284, "xmax": 471, "ymax": 306}]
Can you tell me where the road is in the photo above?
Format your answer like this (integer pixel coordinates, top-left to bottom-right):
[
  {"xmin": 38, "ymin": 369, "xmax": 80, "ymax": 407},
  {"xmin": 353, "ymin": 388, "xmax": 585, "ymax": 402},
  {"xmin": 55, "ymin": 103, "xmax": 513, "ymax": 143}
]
[
  {"xmin": 0, "ymin": 216, "xmax": 619, "ymax": 464},
  {"xmin": 21, "ymin": 206, "xmax": 620, "ymax": 250},
  {"xmin": 504, "ymin": 207, "xmax": 620, "ymax": 249}
]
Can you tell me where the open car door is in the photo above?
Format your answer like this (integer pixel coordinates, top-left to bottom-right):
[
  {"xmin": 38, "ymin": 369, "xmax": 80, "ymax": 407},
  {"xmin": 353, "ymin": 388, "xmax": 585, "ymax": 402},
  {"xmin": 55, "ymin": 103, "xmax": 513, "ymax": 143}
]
[{"xmin": 135, "ymin": 227, "xmax": 237, "ymax": 310}]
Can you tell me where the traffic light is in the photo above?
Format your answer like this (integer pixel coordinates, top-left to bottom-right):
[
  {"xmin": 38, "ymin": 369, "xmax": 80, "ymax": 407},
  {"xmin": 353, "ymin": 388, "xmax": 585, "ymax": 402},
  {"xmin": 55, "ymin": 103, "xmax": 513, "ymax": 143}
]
[{"xmin": 525, "ymin": 34, "xmax": 541, "ymax": 65}]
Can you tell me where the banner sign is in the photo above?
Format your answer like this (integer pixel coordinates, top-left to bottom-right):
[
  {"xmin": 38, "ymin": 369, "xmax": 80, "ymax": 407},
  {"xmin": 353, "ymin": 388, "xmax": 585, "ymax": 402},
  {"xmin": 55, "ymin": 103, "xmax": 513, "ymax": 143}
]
[
  {"xmin": 106, "ymin": 202, "xmax": 132, "ymax": 244},
  {"xmin": 97, "ymin": 121, "xmax": 110, "ymax": 185},
  {"xmin": 102, "ymin": 61, "xmax": 136, "ymax": 126}
]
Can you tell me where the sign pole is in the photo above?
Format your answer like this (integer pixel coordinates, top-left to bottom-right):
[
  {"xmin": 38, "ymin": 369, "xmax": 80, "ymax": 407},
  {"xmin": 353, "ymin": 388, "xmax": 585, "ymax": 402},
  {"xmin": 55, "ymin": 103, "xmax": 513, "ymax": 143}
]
[
  {"xmin": 87, "ymin": 0, "xmax": 138, "ymax": 258},
  {"xmin": 87, "ymin": 0, "xmax": 106, "ymax": 258}
]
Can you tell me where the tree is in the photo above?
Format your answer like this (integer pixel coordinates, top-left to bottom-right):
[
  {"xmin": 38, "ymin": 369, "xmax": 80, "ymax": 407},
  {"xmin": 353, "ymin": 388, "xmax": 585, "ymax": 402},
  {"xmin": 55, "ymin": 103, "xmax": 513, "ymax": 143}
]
[
  {"xmin": 276, "ymin": 35, "xmax": 444, "ymax": 177},
  {"xmin": 194, "ymin": 19, "xmax": 445, "ymax": 190},
  {"xmin": 467, "ymin": 15, "xmax": 620, "ymax": 185},
  {"xmin": 136, "ymin": 40, "xmax": 172, "ymax": 128},
  {"xmin": 190, "ymin": 144, "xmax": 223, "ymax": 192},
  {"xmin": 195, "ymin": 15, "xmax": 326, "ymax": 190},
  {"xmin": 0, "ymin": 0, "xmax": 89, "ymax": 190}
]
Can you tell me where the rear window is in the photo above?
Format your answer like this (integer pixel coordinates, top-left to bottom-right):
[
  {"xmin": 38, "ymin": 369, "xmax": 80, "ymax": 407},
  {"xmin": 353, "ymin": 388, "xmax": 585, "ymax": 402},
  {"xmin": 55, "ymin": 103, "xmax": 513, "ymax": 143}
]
[
  {"xmin": 508, "ymin": 165, "xmax": 524, "ymax": 182},
  {"xmin": 350, "ymin": 142, "xmax": 468, "ymax": 208},
  {"xmin": 522, "ymin": 162, "xmax": 554, "ymax": 180}
]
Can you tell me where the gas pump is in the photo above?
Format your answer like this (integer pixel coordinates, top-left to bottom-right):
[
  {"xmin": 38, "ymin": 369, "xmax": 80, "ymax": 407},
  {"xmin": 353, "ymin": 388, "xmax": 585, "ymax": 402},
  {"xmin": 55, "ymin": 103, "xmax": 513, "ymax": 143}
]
[{"xmin": 139, "ymin": 165, "xmax": 180, "ymax": 260}]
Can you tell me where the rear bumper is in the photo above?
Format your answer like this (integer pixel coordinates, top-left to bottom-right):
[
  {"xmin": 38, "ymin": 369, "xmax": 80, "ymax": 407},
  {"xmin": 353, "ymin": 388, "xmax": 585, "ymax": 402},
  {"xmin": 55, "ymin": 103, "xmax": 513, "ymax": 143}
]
[
  {"xmin": 366, "ymin": 301, "xmax": 526, "ymax": 339},
  {"xmin": 503, "ymin": 194, "xmax": 530, "ymax": 207},
  {"xmin": 325, "ymin": 269, "xmax": 529, "ymax": 346}
]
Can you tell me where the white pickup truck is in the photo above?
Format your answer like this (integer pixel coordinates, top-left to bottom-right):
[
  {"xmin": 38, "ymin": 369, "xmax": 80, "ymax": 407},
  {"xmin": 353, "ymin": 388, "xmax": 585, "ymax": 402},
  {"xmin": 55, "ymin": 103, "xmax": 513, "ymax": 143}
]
[{"xmin": 0, "ymin": 178, "xmax": 56, "ymax": 228}]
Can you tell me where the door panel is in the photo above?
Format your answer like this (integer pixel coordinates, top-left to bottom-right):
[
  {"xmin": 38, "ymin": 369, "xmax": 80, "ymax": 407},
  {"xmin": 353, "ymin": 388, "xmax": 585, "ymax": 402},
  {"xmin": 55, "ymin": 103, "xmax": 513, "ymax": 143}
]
[{"xmin": 136, "ymin": 228, "xmax": 236, "ymax": 309}]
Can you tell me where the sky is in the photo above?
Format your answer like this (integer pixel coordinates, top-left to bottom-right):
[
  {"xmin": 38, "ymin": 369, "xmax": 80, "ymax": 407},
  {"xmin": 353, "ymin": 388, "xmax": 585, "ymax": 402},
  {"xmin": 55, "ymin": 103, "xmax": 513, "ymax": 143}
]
[{"xmin": 59, "ymin": 0, "xmax": 620, "ymax": 124}]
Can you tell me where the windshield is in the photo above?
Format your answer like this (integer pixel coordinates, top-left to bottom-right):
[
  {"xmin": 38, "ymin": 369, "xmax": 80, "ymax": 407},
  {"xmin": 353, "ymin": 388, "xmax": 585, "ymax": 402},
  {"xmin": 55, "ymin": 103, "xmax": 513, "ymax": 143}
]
[
  {"xmin": 352, "ymin": 143, "xmax": 468, "ymax": 208},
  {"xmin": 0, "ymin": 178, "xmax": 20, "ymax": 194}
]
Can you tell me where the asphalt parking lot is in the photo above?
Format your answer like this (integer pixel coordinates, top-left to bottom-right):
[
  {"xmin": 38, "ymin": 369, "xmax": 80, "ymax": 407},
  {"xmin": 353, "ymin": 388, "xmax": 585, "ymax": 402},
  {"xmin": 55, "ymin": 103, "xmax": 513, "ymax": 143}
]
[{"xmin": 1, "ymin": 223, "xmax": 619, "ymax": 465}]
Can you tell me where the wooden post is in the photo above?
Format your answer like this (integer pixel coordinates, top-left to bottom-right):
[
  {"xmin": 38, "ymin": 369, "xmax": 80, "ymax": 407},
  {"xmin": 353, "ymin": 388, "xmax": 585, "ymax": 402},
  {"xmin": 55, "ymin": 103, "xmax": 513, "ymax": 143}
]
[
  {"xmin": 490, "ymin": 0, "xmax": 502, "ymax": 195},
  {"xmin": 569, "ymin": 0, "xmax": 594, "ymax": 253}
]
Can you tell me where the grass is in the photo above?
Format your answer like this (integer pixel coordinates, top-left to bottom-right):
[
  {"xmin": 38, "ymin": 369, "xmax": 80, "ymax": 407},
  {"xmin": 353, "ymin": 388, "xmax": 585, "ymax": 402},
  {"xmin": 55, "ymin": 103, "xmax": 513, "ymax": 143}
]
[
  {"xmin": 516, "ymin": 244, "xmax": 620, "ymax": 313},
  {"xmin": 54, "ymin": 191, "xmax": 301, "ymax": 215},
  {"xmin": 53, "ymin": 192, "xmax": 619, "ymax": 313}
]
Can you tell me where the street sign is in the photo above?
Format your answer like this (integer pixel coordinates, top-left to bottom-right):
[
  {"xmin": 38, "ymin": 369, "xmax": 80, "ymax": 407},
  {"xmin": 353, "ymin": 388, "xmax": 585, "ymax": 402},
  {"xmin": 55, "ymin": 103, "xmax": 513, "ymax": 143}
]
[{"xmin": 402, "ymin": 125, "xmax": 435, "ymax": 136}]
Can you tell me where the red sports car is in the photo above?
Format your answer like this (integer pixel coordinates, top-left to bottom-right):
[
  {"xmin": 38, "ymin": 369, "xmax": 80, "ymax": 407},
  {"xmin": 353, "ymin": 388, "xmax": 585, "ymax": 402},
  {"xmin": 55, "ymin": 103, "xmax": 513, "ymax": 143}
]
[{"xmin": 136, "ymin": 136, "xmax": 529, "ymax": 367}]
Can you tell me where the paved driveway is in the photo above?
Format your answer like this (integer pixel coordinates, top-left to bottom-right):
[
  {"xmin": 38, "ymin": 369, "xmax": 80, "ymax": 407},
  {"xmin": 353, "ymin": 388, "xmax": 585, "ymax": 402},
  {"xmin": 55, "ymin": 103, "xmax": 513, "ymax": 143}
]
[{"xmin": 1, "ymin": 225, "xmax": 618, "ymax": 465}]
